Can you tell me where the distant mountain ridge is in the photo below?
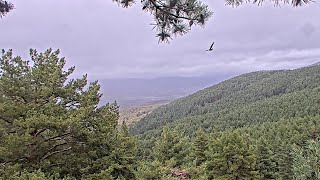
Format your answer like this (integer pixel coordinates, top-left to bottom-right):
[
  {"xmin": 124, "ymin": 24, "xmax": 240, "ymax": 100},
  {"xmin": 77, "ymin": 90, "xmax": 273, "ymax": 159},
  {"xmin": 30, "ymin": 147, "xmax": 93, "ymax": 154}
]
[
  {"xmin": 130, "ymin": 63, "xmax": 320, "ymax": 136},
  {"xmin": 309, "ymin": 61, "xmax": 320, "ymax": 67},
  {"xmin": 98, "ymin": 75, "xmax": 236, "ymax": 108}
]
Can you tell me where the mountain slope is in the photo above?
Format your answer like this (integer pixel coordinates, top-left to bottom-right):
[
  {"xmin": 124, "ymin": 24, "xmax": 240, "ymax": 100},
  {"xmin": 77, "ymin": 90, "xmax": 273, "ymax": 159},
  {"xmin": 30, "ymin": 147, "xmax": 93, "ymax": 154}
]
[
  {"xmin": 307, "ymin": 61, "xmax": 320, "ymax": 67},
  {"xmin": 130, "ymin": 64, "xmax": 320, "ymax": 136}
]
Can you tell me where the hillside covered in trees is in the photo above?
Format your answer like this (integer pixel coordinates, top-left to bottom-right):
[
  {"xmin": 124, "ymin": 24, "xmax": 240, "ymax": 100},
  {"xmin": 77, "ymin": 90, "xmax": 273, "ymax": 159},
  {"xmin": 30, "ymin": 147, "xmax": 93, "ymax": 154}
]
[
  {"xmin": 131, "ymin": 63, "xmax": 320, "ymax": 136},
  {"xmin": 128, "ymin": 63, "xmax": 320, "ymax": 179},
  {"xmin": 1, "ymin": 49, "xmax": 319, "ymax": 179}
]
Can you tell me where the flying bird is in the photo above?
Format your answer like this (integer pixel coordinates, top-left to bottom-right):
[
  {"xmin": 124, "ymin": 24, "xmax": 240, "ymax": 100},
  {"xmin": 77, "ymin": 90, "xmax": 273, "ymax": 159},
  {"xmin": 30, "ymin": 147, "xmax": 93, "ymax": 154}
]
[{"xmin": 206, "ymin": 42, "xmax": 214, "ymax": 51}]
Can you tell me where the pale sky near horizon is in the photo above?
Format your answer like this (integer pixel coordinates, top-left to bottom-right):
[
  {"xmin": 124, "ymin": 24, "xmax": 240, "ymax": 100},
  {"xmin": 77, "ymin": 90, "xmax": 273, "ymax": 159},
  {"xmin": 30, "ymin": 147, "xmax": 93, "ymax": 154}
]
[{"xmin": 1, "ymin": 0, "xmax": 320, "ymax": 80}]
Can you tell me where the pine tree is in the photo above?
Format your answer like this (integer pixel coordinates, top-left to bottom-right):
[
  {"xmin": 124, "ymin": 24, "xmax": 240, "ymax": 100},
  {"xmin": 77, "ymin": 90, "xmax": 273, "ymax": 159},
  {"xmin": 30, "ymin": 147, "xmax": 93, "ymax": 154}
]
[
  {"xmin": 0, "ymin": 49, "xmax": 137, "ymax": 179},
  {"xmin": 206, "ymin": 132, "xmax": 259, "ymax": 180},
  {"xmin": 109, "ymin": 121, "xmax": 137, "ymax": 179},
  {"xmin": 153, "ymin": 126, "xmax": 190, "ymax": 168},
  {"xmin": 256, "ymin": 138, "xmax": 278, "ymax": 179},
  {"xmin": 276, "ymin": 142, "xmax": 294, "ymax": 179},
  {"xmin": 193, "ymin": 128, "xmax": 208, "ymax": 166},
  {"xmin": 292, "ymin": 140, "xmax": 320, "ymax": 179},
  {"xmin": 136, "ymin": 160, "xmax": 166, "ymax": 179}
]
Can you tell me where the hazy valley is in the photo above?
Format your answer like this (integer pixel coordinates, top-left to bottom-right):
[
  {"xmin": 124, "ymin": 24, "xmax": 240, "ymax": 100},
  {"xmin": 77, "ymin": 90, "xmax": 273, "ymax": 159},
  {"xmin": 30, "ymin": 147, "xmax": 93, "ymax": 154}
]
[
  {"xmin": 118, "ymin": 100, "xmax": 169, "ymax": 126},
  {"xmin": 98, "ymin": 75, "xmax": 237, "ymax": 108}
]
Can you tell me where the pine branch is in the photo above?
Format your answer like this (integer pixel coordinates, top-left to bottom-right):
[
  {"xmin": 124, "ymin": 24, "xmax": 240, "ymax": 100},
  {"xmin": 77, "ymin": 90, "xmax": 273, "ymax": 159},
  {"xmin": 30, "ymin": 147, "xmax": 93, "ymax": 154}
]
[
  {"xmin": 2, "ymin": 156, "xmax": 29, "ymax": 165},
  {"xmin": 34, "ymin": 128, "xmax": 48, "ymax": 137},
  {"xmin": 47, "ymin": 142, "xmax": 68, "ymax": 152},
  {"xmin": 149, "ymin": 0, "xmax": 199, "ymax": 21},
  {"xmin": 44, "ymin": 132, "xmax": 72, "ymax": 142},
  {"xmin": 40, "ymin": 147, "xmax": 72, "ymax": 161},
  {"xmin": 0, "ymin": 0, "xmax": 13, "ymax": 18},
  {"xmin": 0, "ymin": 116, "xmax": 13, "ymax": 124},
  {"xmin": 225, "ymin": 0, "xmax": 313, "ymax": 7},
  {"xmin": 48, "ymin": 162, "xmax": 66, "ymax": 168}
]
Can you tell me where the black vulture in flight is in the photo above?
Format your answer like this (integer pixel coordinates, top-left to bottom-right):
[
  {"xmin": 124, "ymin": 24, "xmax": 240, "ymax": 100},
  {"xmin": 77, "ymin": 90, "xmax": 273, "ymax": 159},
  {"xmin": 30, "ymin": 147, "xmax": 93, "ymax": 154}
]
[{"xmin": 206, "ymin": 42, "xmax": 214, "ymax": 51}]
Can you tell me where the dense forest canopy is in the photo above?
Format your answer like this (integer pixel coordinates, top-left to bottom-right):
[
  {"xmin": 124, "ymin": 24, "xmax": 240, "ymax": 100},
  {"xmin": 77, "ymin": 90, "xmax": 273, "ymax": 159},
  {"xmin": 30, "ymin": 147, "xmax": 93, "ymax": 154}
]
[
  {"xmin": 129, "ymin": 63, "xmax": 320, "ymax": 179},
  {"xmin": 131, "ymin": 64, "xmax": 320, "ymax": 136}
]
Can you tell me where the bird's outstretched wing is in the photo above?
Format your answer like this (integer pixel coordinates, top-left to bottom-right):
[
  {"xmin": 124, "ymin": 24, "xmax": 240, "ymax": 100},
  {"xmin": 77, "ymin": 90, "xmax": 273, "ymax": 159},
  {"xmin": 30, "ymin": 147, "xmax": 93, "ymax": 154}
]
[
  {"xmin": 209, "ymin": 42, "xmax": 215, "ymax": 49},
  {"xmin": 205, "ymin": 41, "xmax": 215, "ymax": 51}
]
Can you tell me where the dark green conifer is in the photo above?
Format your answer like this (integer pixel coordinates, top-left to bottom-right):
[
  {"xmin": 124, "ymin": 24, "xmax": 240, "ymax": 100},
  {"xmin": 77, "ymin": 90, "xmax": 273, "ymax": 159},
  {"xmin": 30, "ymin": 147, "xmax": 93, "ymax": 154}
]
[
  {"xmin": 292, "ymin": 140, "xmax": 320, "ymax": 179},
  {"xmin": 206, "ymin": 132, "xmax": 259, "ymax": 179},
  {"xmin": 153, "ymin": 126, "xmax": 190, "ymax": 167},
  {"xmin": 193, "ymin": 128, "xmax": 208, "ymax": 166},
  {"xmin": 0, "ymin": 49, "xmax": 137, "ymax": 179},
  {"xmin": 256, "ymin": 138, "xmax": 278, "ymax": 179},
  {"xmin": 276, "ymin": 142, "xmax": 294, "ymax": 179}
]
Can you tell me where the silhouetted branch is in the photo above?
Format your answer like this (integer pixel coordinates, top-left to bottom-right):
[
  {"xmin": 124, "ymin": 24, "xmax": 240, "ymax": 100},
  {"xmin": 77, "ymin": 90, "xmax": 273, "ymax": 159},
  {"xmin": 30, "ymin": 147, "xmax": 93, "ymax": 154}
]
[
  {"xmin": 0, "ymin": 0, "xmax": 14, "ymax": 18},
  {"xmin": 225, "ymin": 0, "xmax": 313, "ymax": 7}
]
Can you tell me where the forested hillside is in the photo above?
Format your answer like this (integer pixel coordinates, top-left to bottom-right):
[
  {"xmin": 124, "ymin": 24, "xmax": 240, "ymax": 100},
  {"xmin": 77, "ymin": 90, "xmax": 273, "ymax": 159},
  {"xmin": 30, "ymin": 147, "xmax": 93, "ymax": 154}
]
[
  {"xmin": 129, "ymin": 64, "xmax": 320, "ymax": 179},
  {"xmin": 130, "ymin": 64, "xmax": 320, "ymax": 136},
  {"xmin": 1, "ymin": 49, "xmax": 319, "ymax": 179},
  {"xmin": 134, "ymin": 111, "xmax": 320, "ymax": 179}
]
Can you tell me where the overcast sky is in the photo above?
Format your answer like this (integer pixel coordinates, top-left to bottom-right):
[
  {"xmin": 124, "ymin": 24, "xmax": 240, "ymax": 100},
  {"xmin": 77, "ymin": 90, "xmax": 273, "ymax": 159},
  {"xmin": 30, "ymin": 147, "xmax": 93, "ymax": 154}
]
[{"xmin": 1, "ymin": 0, "xmax": 320, "ymax": 80}]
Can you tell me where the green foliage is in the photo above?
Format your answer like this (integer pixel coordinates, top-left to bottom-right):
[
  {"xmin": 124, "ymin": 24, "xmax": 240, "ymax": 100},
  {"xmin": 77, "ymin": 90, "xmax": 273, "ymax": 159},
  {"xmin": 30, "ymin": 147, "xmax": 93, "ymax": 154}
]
[
  {"xmin": 135, "ymin": 114, "xmax": 319, "ymax": 178},
  {"xmin": 132, "ymin": 66, "xmax": 320, "ymax": 136},
  {"xmin": 292, "ymin": 140, "xmax": 320, "ymax": 180},
  {"xmin": 206, "ymin": 132, "xmax": 259, "ymax": 179},
  {"xmin": 1, "ymin": 48, "xmax": 320, "ymax": 179},
  {"xmin": 0, "ymin": 165, "xmax": 50, "ymax": 180},
  {"xmin": 114, "ymin": 0, "xmax": 213, "ymax": 43},
  {"xmin": 192, "ymin": 128, "xmax": 208, "ymax": 166},
  {"xmin": 153, "ymin": 126, "xmax": 191, "ymax": 167},
  {"xmin": 112, "ymin": 0, "xmax": 311, "ymax": 42},
  {"xmin": 256, "ymin": 138, "xmax": 278, "ymax": 179},
  {"xmin": 276, "ymin": 142, "xmax": 294, "ymax": 179},
  {"xmin": 189, "ymin": 163, "xmax": 208, "ymax": 180},
  {"xmin": 0, "ymin": 49, "xmax": 137, "ymax": 179},
  {"xmin": 110, "ymin": 121, "xmax": 138, "ymax": 179},
  {"xmin": 136, "ymin": 160, "xmax": 168, "ymax": 179},
  {"xmin": 123, "ymin": 0, "xmax": 212, "ymax": 43},
  {"xmin": 132, "ymin": 64, "xmax": 320, "ymax": 179}
]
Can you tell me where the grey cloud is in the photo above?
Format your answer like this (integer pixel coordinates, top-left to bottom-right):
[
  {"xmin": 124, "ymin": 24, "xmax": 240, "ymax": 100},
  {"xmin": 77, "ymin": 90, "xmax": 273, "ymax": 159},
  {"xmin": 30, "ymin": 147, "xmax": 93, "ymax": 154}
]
[
  {"xmin": 1, "ymin": 0, "xmax": 320, "ymax": 80},
  {"xmin": 83, "ymin": 48, "xmax": 320, "ymax": 79},
  {"xmin": 300, "ymin": 22, "xmax": 316, "ymax": 37}
]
